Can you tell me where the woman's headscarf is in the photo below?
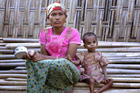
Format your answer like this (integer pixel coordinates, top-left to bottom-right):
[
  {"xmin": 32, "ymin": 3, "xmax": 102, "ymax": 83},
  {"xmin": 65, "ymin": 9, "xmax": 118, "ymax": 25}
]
[{"xmin": 46, "ymin": 2, "xmax": 66, "ymax": 17}]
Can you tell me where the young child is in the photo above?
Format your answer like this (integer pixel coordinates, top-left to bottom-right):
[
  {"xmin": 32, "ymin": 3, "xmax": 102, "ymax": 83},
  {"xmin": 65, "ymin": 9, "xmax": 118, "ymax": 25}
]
[{"xmin": 79, "ymin": 32, "xmax": 112, "ymax": 93}]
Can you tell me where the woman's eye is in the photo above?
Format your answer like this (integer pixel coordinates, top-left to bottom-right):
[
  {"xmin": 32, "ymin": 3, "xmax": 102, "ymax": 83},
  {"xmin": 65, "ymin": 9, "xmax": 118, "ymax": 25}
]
[
  {"xmin": 51, "ymin": 13, "xmax": 56, "ymax": 16},
  {"xmin": 59, "ymin": 13, "xmax": 63, "ymax": 16}
]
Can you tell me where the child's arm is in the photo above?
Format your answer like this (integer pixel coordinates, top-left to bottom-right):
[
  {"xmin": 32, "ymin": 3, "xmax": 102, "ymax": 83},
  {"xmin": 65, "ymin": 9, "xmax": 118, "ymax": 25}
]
[
  {"xmin": 66, "ymin": 54, "xmax": 81, "ymax": 65},
  {"xmin": 102, "ymin": 65, "xmax": 108, "ymax": 80},
  {"xmin": 99, "ymin": 52, "xmax": 110, "ymax": 83}
]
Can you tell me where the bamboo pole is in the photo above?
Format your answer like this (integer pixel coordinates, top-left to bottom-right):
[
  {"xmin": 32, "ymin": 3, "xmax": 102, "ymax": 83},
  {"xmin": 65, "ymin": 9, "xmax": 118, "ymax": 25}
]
[
  {"xmin": 3, "ymin": 38, "xmax": 39, "ymax": 43},
  {"xmin": 15, "ymin": 67, "xmax": 26, "ymax": 70},
  {"xmin": 107, "ymin": 64, "xmax": 140, "ymax": 69},
  {"xmin": 0, "ymin": 59, "xmax": 25, "ymax": 63},
  {"xmin": 0, "ymin": 63, "xmax": 25, "ymax": 67},
  {"xmin": 0, "ymin": 70, "xmax": 26, "ymax": 74},
  {"xmin": 0, "ymin": 74, "xmax": 27, "ymax": 79},
  {"xmin": 112, "ymin": 83, "xmax": 140, "ymax": 88},
  {"xmin": 74, "ymin": 82, "xmax": 140, "ymax": 88},
  {"xmin": 112, "ymin": 78, "xmax": 140, "ymax": 83},
  {"xmin": 0, "ymin": 49, "xmax": 13, "ymax": 54},
  {"xmin": 0, "ymin": 55, "xmax": 15, "ymax": 59},
  {"xmin": 109, "ymin": 59, "xmax": 140, "ymax": 64},
  {"xmin": 0, "ymin": 86, "xmax": 26, "ymax": 91},
  {"xmin": 107, "ymin": 68, "xmax": 140, "ymax": 74},
  {"xmin": 73, "ymin": 89, "xmax": 140, "ymax": 93},
  {"xmin": 0, "ymin": 79, "xmax": 26, "ymax": 86},
  {"xmin": 6, "ymin": 78, "xmax": 27, "ymax": 81},
  {"xmin": 108, "ymin": 74, "xmax": 140, "ymax": 78},
  {"xmin": 6, "ymin": 43, "xmax": 40, "ymax": 48}
]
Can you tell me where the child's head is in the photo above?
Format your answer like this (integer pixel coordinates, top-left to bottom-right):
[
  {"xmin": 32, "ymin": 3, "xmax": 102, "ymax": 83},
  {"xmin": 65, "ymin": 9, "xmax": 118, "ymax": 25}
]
[{"xmin": 82, "ymin": 32, "xmax": 98, "ymax": 52}]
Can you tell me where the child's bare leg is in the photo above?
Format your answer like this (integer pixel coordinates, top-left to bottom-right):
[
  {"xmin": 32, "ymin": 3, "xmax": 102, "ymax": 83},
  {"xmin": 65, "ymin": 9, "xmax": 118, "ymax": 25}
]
[
  {"xmin": 96, "ymin": 79, "xmax": 113, "ymax": 93},
  {"xmin": 89, "ymin": 78, "xmax": 95, "ymax": 93}
]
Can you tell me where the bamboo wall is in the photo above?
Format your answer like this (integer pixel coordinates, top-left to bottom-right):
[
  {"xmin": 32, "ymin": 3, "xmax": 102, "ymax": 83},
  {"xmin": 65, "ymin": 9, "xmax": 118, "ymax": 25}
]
[{"xmin": 0, "ymin": 0, "xmax": 140, "ymax": 42}]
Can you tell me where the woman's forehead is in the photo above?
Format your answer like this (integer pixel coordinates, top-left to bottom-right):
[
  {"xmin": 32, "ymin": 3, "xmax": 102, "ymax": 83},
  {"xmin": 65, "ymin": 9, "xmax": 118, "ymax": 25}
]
[{"xmin": 51, "ymin": 10, "xmax": 64, "ymax": 14}]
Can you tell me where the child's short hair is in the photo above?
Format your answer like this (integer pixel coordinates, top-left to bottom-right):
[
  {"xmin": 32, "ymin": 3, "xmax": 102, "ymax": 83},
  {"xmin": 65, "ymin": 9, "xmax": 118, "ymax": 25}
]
[{"xmin": 83, "ymin": 32, "xmax": 97, "ymax": 43}]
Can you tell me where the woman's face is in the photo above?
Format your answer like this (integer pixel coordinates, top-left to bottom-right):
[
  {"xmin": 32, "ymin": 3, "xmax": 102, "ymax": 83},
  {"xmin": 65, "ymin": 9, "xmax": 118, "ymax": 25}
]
[{"xmin": 48, "ymin": 10, "xmax": 66, "ymax": 28}]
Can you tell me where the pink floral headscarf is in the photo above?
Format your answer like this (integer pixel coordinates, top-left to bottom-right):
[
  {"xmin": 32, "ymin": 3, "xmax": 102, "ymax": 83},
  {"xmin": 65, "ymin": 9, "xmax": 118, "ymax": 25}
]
[{"xmin": 46, "ymin": 2, "xmax": 66, "ymax": 17}]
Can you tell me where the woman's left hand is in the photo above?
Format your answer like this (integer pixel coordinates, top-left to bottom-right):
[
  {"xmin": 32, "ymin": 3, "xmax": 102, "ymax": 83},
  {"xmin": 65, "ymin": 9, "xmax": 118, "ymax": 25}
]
[{"xmin": 25, "ymin": 51, "xmax": 44, "ymax": 62}]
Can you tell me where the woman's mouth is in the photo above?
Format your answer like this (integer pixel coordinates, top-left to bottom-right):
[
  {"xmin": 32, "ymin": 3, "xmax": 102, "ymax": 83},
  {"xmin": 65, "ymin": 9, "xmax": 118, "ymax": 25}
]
[{"xmin": 54, "ymin": 21, "xmax": 61, "ymax": 24}]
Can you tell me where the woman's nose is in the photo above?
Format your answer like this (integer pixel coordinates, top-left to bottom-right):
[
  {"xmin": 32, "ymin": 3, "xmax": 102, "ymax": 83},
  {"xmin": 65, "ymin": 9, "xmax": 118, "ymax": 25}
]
[{"xmin": 55, "ymin": 15, "xmax": 60, "ymax": 19}]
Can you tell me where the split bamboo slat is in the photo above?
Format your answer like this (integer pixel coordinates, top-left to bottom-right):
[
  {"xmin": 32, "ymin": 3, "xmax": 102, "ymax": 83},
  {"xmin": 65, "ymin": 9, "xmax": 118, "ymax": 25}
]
[
  {"xmin": 0, "ymin": 0, "xmax": 140, "ymax": 42},
  {"xmin": 113, "ymin": 0, "xmax": 123, "ymax": 41},
  {"xmin": 0, "ymin": 38, "xmax": 140, "ymax": 93}
]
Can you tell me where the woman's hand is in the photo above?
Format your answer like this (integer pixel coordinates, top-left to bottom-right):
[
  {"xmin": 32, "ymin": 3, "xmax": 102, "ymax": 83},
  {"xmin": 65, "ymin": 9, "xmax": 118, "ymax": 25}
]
[{"xmin": 24, "ymin": 50, "xmax": 45, "ymax": 62}]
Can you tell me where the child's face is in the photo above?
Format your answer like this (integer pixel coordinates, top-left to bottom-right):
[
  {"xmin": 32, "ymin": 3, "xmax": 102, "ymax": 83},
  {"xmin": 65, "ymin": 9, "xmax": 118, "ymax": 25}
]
[{"xmin": 84, "ymin": 36, "xmax": 98, "ymax": 52}]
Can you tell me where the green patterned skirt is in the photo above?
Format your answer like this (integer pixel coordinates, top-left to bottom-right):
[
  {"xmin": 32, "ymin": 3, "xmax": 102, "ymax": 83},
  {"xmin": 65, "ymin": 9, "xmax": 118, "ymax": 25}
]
[{"xmin": 26, "ymin": 58, "xmax": 80, "ymax": 93}]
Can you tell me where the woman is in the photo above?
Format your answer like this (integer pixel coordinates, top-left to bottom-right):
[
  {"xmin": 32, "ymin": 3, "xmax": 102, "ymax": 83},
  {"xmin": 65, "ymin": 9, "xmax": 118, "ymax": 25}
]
[{"xmin": 25, "ymin": 2, "xmax": 81, "ymax": 93}]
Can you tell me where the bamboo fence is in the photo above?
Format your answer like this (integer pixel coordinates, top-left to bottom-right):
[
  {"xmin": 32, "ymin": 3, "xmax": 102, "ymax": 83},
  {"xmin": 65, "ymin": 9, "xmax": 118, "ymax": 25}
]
[{"xmin": 0, "ymin": 0, "xmax": 140, "ymax": 42}]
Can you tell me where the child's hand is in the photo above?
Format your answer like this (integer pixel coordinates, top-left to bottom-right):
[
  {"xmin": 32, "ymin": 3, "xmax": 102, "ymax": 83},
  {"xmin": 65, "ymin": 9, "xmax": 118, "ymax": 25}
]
[
  {"xmin": 80, "ymin": 68, "xmax": 85, "ymax": 74},
  {"xmin": 102, "ymin": 77, "xmax": 110, "ymax": 84}
]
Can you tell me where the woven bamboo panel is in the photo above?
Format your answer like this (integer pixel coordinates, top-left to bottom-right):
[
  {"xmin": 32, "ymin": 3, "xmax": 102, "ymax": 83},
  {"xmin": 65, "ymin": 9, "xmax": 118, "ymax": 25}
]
[{"xmin": 0, "ymin": 0, "xmax": 140, "ymax": 42}]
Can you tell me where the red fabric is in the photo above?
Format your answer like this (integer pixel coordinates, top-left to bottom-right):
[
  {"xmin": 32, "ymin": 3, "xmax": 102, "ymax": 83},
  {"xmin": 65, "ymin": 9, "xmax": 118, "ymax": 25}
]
[{"xmin": 53, "ymin": 6, "xmax": 62, "ymax": 11}]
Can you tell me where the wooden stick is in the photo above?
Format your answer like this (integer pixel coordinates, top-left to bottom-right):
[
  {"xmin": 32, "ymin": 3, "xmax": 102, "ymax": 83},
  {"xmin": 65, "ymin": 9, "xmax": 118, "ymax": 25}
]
[
  {"xmin": 6, "ymin": 43, "xmax": 40, "ymax": 48},
  {"xmin": 0, "ymin": 79, "xmax": 26, "ymax": 86},
  {"xmin": 0, "ymin": 63, "xmax": 25, "ymax": 67},
  {"xmin": 78, "ymin": 47, "xmax": 140, "ymax": 52},
  {"xmin": 15, "ymin": 67, "xmax": 26, "ymax": 70},
  {"xmin": 107, "ymin": 64, "xmax": 140, "ymax": 69},
  {"xmin": 0, "ymin": 86, "xmax": 26, "ymax": 91},
  {"xmin": 6, "ymin": 78, "xmax": 27, "ymax": 81},
  {"xmin": 0, "ymin": 49, "xmax": 14, "ymax": 54},
  {"xmin": 74, "ymin": 82, "xmax": 140, "ymax": 88},
  {"xmin": 3, "ymin": 38, "xmax": 39, "ymax": 43},
  {"xmin": 112, "ymin": 83, "xmax": 140, "ymax": 88},
  {"xmin": 0, "ymin": 70, "xmax": 26, "ymax": 74},
  {"xmin": 0, "ymin": 55, "xmax": 15, "ymax": 59},
  {"xmin": 0, "ymin": 74, "xmax": 27, "ymax": 79},
  {"xmin": 111, "ymin": 78, "xmax": 140, "ymax": 83},
  {"xmin": 108, "ymin": 74, "xmax": 140, "ymax": 78},
  {"xmin": 0, "ymin": 59, "xmax": 25, "ymax": 63},
  {"xmin": 107, "ymin": 69, "xmax": 140, "ymax": 74},
  {"xmin": 73, "ymin": 88, "xmax": 140, "ymax": 93}
]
